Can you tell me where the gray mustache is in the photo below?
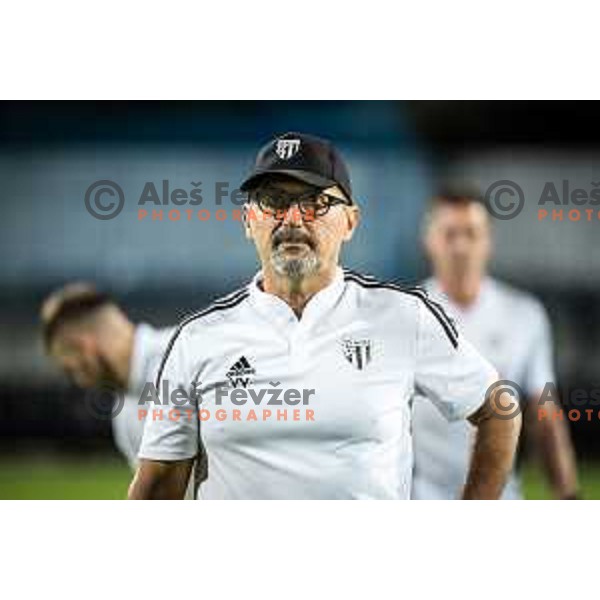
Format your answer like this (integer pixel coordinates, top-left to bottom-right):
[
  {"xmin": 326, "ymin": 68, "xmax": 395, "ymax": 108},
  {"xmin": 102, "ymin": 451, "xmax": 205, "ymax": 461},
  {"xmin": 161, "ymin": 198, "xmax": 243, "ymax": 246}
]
[{"xmin": 272, "ymin": 229, "xmax": 314, "ymax": 249}]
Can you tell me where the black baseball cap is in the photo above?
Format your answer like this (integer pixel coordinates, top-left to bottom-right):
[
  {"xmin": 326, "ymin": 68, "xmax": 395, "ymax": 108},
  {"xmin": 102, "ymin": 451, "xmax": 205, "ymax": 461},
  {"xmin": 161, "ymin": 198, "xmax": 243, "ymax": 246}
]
[{"xmin": 240, "ymin": 132, "xmax": 354, "ymax": 202}]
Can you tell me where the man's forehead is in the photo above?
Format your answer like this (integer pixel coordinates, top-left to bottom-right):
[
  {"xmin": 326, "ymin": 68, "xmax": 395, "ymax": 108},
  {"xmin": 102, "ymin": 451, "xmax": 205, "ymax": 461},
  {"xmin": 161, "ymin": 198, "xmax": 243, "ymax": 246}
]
[
  {"xmin": 432, "ymin": 201, "xmax": 490, "ymax": 227},
  {"xmin": 50, "ymin": 324, "xmax": 88, "ymax": 352}
]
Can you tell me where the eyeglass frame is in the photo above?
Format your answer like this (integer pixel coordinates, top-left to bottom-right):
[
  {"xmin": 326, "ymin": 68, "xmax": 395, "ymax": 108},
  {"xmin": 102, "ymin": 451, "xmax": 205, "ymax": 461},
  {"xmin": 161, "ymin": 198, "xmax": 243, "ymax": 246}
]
[{"xmin": 246, "ymin": 183, "xmax": 353, "ymax": 220}]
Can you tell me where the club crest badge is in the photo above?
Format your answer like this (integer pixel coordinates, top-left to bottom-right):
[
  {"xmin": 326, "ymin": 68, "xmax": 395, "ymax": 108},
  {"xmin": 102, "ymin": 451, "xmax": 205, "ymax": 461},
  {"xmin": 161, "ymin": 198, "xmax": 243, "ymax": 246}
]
[{"xmin": 341, "ymin": 338, "xmax": 372, "ymax": 370}]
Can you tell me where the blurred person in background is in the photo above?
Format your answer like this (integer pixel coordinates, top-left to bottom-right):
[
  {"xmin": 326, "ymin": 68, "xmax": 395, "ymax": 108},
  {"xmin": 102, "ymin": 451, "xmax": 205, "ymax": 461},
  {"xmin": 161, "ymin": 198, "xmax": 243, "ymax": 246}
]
[
  {"xmin": 40, "ymin": 283, "xmax": 173, "ymax": 471},
  {"xmin": 411, "ymin": 188, "xmax": 579, "ymax": 499}
]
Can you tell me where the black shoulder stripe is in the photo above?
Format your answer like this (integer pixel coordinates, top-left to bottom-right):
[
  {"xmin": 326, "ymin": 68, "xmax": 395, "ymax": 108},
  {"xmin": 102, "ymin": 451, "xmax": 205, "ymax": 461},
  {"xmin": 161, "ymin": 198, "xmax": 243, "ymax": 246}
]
[
  {"xmin": 343, "ymin": 267, "xmax": 378, "ymax": 282},
  {"xmin": 344, "ymin": 272, "xmax": 459, "ymax": 349},
  {"xmin": 391, "ymin": 284, "xmax": 459, "ymax": 340},
  {"xmin": 176, "ymin": 285, "xmax": 249, "ymax": 334},
  {"xmin": 344, "ymin": 271, "xmax": 458, "ymax": 338},
  {"xmin": 344, "ymin": 269, "xmax": 422, "ymax": 294},
  {"xmin": 211, "ymin": 286, "xmax": 250, "ymax": 306},
  {"xmin": 396, "ymin": 288, "xmax": 459, "ymax": 349},
  {"xmin": 153, "ymin": 288, "xmax": 249, "ymax": 388}
]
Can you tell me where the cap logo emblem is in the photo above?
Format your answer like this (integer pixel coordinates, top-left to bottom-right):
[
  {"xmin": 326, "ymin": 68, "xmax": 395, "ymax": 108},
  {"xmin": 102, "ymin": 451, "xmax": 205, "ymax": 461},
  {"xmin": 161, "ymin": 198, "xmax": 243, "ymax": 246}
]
[{"xmin": 275, "ymin": 138, "xmax": 301, "ymax": 160}]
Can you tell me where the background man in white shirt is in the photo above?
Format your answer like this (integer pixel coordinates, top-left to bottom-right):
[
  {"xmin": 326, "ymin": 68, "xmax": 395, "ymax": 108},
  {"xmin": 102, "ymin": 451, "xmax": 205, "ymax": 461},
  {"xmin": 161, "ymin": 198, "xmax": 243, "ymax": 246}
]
[
  {"xmin": 41, "ymin": 283, "xmax": 173, "ymax": 469},
  {"xmin": 412, "ymin": 189, "xmax": 579, "ymax": 499},
  {"xmin": 130, "ymin": 132, "xmax": 520, "ymax": 500}
]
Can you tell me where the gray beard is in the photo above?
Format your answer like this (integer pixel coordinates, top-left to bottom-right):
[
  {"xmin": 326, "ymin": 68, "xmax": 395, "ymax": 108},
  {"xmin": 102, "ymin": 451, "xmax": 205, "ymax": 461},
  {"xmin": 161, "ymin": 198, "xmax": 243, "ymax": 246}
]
[{"xmin": 271, "ymin": 250, "xmax": 320, "ymax": 279}]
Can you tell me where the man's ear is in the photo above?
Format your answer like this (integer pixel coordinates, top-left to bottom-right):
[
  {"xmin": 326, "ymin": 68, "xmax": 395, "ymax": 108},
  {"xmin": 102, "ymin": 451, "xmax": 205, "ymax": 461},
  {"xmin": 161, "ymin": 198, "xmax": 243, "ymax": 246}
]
[
  {"xmin": 342, "ymin": 205, "xmax": 361, "ymax": 241},
  {"xmin": 242, "ymin": 203, "xmax": 254, "ymax": 240},
  {"xmin": 421, "ymin": 219, "xmax": 434, "ymax": 261}
]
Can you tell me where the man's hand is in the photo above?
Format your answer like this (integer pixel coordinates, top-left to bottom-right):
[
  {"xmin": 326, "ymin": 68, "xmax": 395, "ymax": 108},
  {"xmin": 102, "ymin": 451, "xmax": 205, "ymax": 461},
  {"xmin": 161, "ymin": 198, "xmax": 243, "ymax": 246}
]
[
  {"xmin": 527, "ymin": 393, "xmax": 579, "ymax": 499},
  {"xmin": 128, "ymin": 458, "xmax": 194, "ymax": 499},
  {"xmin": 462, "ymin": 384, "xmax": 522, "ymax": 499}
]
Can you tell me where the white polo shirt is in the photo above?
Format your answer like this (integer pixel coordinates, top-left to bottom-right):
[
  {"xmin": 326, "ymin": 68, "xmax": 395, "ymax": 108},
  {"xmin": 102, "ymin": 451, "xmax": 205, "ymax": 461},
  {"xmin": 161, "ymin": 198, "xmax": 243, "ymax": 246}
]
[
  {"xmin": 138, "ymin": 268, "xmax": 497, "ymax": 500},
  {"xmin": 412, "ymin": 277, "xmax": 555, "ymax": 500},
  {"xmin": 112, "ymin": 323, "xmax": 174, "ymax": 469}
]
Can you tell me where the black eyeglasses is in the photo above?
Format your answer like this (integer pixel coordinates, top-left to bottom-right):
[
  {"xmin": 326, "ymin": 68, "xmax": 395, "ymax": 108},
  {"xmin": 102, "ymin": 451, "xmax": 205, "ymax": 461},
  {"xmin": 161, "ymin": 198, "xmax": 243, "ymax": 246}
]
[{"xmin": 248, "ymin": 185, "xmax": 352, "ymax": 218}]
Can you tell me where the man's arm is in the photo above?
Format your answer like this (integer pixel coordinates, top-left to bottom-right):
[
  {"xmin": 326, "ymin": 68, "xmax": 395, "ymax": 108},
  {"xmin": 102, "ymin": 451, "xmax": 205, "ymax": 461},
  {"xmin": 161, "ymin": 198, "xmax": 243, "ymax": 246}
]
[
  {"xmin": 128, "ymin": 458, "xmax": 194, "ymax": 500},
  {"xmin": 518, "ymin": 302, "xmax": 579, "ymax": 498},
  {"xmin": 526, "ymin": 392, "xmax": 579, "ymax": 499},
  {"xmin": 130, "ymin": 324, "xmax": 200, "ymax": 499},
  {"xmin": 462, "ymin": 387, "xmax": 522, "ymax": 500}
]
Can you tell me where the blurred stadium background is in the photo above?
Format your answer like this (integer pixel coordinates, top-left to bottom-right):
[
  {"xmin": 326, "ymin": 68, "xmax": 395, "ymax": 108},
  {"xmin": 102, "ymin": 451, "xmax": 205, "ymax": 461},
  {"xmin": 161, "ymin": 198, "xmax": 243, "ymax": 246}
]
[{"xmin": 1, "ymin": 100, "xmax": 599, "ymax": 499}]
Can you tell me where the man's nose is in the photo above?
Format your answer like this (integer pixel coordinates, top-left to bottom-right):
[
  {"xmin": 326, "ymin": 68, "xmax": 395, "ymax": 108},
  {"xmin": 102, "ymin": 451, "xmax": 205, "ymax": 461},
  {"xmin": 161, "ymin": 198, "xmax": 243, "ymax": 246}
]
[
  {"xmin": 280, "ymin": 203, "xmax": 304, "ymax": 226},
  {"xmin": 451, "ymin": 235, "xmax": 472, "ymax": 254}
]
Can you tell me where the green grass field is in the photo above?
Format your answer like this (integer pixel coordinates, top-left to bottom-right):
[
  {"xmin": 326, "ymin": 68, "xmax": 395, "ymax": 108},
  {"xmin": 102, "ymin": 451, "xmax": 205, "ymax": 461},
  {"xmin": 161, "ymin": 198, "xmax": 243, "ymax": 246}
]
[
  {"xmin": 0, "ymin": 456, "xmax": 132, "ymax": 500},
  {"xmin": 520, "ymin": 462, "xmax": 600, "ymax": 499},
  {"xmin": 1, "ymin": 456, "xmax": 599, "ymax": 499}
]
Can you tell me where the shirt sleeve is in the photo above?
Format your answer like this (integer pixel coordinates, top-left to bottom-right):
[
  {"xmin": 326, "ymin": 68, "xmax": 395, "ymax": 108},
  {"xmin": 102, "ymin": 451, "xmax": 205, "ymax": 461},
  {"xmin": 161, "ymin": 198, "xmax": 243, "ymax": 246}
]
[
  {"xmin": 414, "ymin": 297, "xmax": 498, "ymax": 421},
  {"xmin": 521, "ymin": 302, "xmax": 556, "ymax": 397},
  {"xmin": 128, "ymin": 325, "xmax": 175, "ymax": 398},
  {"xmin": 137, "ymin": 328, "xmax": 200, "ymax": 461}
]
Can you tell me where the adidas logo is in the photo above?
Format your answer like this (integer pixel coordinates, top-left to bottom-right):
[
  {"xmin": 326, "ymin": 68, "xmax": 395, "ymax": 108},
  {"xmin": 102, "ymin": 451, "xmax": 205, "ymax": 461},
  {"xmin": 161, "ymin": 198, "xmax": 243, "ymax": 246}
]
[{"xmin": 226, "ymin": 356, "xmax": 256, "ymax": 389}]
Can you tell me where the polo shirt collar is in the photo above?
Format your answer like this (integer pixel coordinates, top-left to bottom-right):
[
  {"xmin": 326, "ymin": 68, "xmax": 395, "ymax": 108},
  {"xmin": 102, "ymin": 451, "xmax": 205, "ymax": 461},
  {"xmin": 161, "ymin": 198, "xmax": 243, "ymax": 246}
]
[{"xmin": 248, "ymin": 266, "xmax": 346, "ymax": 330}]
